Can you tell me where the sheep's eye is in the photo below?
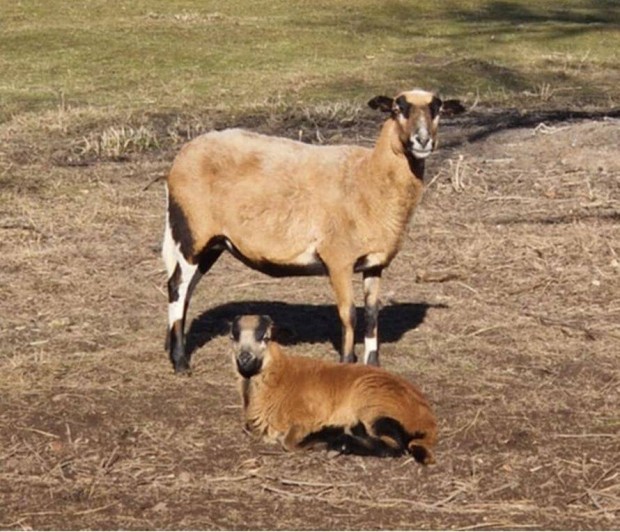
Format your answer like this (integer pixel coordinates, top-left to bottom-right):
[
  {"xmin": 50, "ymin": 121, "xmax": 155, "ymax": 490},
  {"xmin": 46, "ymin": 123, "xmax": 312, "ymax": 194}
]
[
  {"xmin": 395, "ymin": 96, "xmax": 411, "ymax": 119},
  {"xmin": 430, "ymin": 96, "xmax": 443, "ymax": 119}
]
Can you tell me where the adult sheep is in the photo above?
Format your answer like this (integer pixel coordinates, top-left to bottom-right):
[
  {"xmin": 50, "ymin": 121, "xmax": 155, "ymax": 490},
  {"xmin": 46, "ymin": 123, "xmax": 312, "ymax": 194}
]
[{"xmin": 162, "ymin": 89, "xmax": 463, "ymax": 373}]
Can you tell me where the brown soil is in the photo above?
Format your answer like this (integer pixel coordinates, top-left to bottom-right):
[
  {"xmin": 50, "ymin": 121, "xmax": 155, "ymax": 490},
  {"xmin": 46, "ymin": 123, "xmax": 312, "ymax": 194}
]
[{"xmin": 1, "ymin": 107, "xmax": 618, "ymax": 530}]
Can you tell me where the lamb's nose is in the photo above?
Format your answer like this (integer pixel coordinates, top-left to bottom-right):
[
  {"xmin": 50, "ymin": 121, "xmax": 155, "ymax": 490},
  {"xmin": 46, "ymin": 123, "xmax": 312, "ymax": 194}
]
[{"xmin": 238, "ymin": 351, "xmax": 253, "ymax": 366}]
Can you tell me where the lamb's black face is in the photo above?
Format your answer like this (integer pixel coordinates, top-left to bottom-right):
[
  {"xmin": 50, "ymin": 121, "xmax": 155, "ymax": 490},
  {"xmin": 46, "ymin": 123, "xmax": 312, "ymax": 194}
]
[{"xmin": 231, "ymin": 315, "xmax": 273, "ymax": 379}]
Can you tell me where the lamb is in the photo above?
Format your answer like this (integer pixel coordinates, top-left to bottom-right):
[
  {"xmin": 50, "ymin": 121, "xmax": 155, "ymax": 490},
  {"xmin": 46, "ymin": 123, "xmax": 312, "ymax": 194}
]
[
  {"xmin": 162, "ymin": 88, "xmax": 464, "ymax": 373},
  {"xmin": 231, "ymin": 315, "xmax": 437, "ymax": 464}
]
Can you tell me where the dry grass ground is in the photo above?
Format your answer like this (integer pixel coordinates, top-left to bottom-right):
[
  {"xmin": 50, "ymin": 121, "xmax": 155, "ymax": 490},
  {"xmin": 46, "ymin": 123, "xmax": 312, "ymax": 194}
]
[{"xmin": 1, "ymin": 107, "xmax": 619, "ymax": 529}]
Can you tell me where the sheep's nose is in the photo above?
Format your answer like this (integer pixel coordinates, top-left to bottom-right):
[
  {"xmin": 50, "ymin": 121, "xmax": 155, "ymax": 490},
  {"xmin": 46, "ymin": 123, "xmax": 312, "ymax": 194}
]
[
  {"xmin": 413, "ymin": 133, "xmax": 431, "ymax": 149},
  {"xmin": 238, "ymin": 351, "xmax": 253, "ymax": 366},
  {"xmin": 236, "ymin": 350, "xmax": 262, "ymax": 378}
]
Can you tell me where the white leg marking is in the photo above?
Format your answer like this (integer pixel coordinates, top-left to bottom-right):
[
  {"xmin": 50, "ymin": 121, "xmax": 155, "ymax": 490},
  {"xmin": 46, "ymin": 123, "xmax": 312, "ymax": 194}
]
[
  {"xmin": 168, "ymin": 248, "xmax": 198, "ymax": 326},
  {"xmin": 364, "ymin": 337, "xmax": 378, "ymax": 363},
  {"xmin": 163, "ymin": 184, "xmax": 199, "ymax": 327}
]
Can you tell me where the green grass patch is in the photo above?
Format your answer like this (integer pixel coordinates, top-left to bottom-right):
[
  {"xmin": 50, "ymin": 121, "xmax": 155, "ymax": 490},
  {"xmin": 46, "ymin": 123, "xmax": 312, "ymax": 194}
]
[{"xmin": 1, "ymin": 0, "xmax": 618, "ymax": 122}]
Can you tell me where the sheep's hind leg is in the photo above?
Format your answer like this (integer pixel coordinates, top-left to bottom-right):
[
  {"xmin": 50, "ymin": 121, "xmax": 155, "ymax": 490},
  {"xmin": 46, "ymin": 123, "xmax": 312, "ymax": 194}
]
[
  {"xmin": 328, "ymin": 424, "xmax": 401, "ymax": 457},
  {"xmin": 165, "ymin": 244, "xmax": 223, "ymax": 374},
  {"xmin": 297, "ymin": 425, "xmax": 376, "ymax": 455},
  {"xmin": 363, "ymin": 268, "xmax": 382, "ymax": 366},
  {"xmin": 372, "ymin": 416, "xmax": 433, "ymax": 461},
  {"xmin": 166, "ymin": 254, "xmax": 198, "ymax": 373}
]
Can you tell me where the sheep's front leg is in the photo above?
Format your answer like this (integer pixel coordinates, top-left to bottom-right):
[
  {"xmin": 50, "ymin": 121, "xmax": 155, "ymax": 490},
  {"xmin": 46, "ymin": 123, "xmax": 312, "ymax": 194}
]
[
  {"xmin": 328, "ymin": 266, "xmax": 357, "ymax": 363},
  {"xmin": 363, "ymin": 268, "xmax": 382, "ymax": 366}
]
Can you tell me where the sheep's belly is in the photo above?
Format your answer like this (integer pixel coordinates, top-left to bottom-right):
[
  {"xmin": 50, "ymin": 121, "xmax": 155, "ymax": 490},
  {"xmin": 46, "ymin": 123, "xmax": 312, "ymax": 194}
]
[
  {"xmin": 354, "ymin": 252, "xmax": 389, "ymax": 272},
  {"xmin": 224, "ymin": 238, "xmax": 328, "ymax": 277}
]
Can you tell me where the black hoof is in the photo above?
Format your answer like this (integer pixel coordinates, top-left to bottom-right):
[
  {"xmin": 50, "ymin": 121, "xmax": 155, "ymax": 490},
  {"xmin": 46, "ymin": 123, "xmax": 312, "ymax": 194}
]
[
  {"xmin": 173, "ymin": 357, "xmax": 192, "ymax": 375},
  {"xmin": 365, "ymin": 351, "xmax": 379, "ymax": 366},
  {"xmin": 340, "ymin": 353, "xmax": 358, "ymax": 364}
]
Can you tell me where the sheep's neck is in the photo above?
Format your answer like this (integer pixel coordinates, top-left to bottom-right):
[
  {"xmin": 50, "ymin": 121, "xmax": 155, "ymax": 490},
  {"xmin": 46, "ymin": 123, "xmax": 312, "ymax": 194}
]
[
  {"xmin": 362, "ymin": 119, "xmax": 425, "ymax": 229},
  {"xmin": 370, "ymin": 119, "xmax": 426, "ymax": 183},
  {"xmin": 258, "ymin": 343, "xmax": 287, "ymax": 388}
]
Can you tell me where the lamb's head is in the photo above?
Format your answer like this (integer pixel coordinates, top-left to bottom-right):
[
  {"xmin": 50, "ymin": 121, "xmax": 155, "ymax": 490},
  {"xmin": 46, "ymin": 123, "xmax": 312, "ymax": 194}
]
[
  {"xmin": 231, "ymin": 315, "xmax": 274, "ymax": 379},
  {"xmin": 368, "ymin": 89, "xmax": 447, "ymax": 160}
]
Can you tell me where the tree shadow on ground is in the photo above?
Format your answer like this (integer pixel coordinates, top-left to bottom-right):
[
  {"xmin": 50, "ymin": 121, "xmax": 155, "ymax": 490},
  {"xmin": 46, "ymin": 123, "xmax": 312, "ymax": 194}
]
[
  {"xmin": 438, "ymin": 107, "xmax": 620, "ymax": 150},
  {"xmin": 186, "ymin": 301, "xmax": 447, "ymax": 357},
  {"xmin": 454, "ymin": 1, "xmax": 620, "ymax": 33}
]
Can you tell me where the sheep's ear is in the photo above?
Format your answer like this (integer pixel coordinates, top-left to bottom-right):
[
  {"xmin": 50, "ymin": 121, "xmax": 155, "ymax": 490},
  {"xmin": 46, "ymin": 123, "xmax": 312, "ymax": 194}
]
[
  {"xmin": 368, "ymin": 95, "xmax": 394, "ymax": 113},
  {"xmin": 258, "ymin": 315, "xmax": 274, "ymax": 341},
  {"xmin": 441, "ymin": 99, "xmax": 466, "ymax": 117}
]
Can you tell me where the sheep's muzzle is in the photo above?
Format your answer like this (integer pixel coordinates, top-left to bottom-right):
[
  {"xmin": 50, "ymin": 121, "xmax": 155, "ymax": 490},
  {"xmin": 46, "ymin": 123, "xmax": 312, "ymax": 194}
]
[{"xmin": 236, "ymin": 351, "xmax": 262, "ymax": 378}]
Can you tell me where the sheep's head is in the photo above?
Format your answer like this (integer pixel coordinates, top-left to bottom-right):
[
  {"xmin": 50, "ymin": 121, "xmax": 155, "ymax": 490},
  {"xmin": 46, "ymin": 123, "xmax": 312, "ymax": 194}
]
[
  {"xmin": 368, "ymin": 89, "xmax": 464, "ymax": 160},
  {"xmin": 231, "ymin": 315, "xmax": 273, "ymax": 379}
]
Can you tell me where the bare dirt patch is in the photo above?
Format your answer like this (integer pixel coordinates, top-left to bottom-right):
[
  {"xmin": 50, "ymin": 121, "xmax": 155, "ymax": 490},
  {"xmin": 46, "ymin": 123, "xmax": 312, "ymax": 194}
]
[{"xmin": 1, "ymin": 108, "xmax": 618, "ymax": 529}]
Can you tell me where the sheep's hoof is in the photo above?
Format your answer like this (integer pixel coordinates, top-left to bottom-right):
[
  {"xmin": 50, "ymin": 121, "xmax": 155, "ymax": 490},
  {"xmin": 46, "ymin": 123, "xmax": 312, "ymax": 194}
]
[
  {"xmin": 366, "ymin": 351, "xmax": 380, "ymax": 366},
  {"xmin": 410, "ymin": 444, "xmax": 434, "ymax": 465},
  {"xmin": 173, "ymin": 357, "xmax": 192, "ymax": 375},
  {"xmin": 341, "ymin": 353, "xmax": 358, "ymax": 364}
]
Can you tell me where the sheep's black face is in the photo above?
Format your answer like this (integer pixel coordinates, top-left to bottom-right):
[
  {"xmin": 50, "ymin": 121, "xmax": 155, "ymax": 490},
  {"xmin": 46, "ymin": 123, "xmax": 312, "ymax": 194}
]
[{"xmin": 231, "ymin": 314, "xmax": 273, "ymax": 379}]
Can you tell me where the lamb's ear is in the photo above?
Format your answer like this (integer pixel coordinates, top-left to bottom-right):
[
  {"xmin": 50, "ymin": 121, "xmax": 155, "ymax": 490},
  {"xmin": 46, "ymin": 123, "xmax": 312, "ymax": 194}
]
[
  {"xmin": 230, "ymin": 316, "xmax": 242, "ymax": 340},
  {"xmin": 258, "ymin": 315, "xmax": 274, "ymax": 341},
  {"xmin": 368, "ymin": 95, "xmax": 394, "ymax": 112},
  {"xmin": 441, "ymin": 99, "xmax": 466, "ymax": 117}
]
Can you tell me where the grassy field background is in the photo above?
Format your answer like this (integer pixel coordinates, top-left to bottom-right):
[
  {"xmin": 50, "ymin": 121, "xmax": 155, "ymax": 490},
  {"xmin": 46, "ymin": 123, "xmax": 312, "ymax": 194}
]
[
  {"xmin": 2, "ymin": 0, "xmax": 618, "ymax": 122},
  {"xmin": 1, "ymin": 1, "xmax": 619, "ymax": 530}
]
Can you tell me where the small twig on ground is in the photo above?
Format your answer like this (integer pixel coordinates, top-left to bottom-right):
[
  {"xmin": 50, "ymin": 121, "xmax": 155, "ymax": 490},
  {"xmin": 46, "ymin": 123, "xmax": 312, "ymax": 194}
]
[
  {"xmin": 204, "ymin": 474, "xmax": 252, "ymax": 483},
  {"xmin": 450, "ymin": 154, "xmax": 466, "ymax": 192},
  {"xmin": 142, "ymin": 174, "xmax": 165, "ymax": 191},
  {"xmin": 456, "ymin": 281, "xmax": 479, "ymax": 295},
  {"xmin": 278, "ymin": 477, "xmax": 339, "ymax": 488},
  {"xmin": 461, "ymin": 521, "xmax": 541, "ymax": 530},
  {"xmin": 553, "ymin": 433, "xmax": 617, "ymax": 439},
  {"xmin": 534, "ymin": 122, "xmax": 571, "ymax": 135},
  {"xmin": 483, "ymin": 481, "xmax": 519, "ymax": 497},
  {"xmin": 586, "ymin": 489, "xmax": 606, "ymax": 512},
  {"xmin": 73, "ymin": 502, "xmax": 119, "ymax": 516},
  {"xmin": 231, "ymin": 279, "xmax": 282, "ymax": 289},
  {"xmin": 524, "ymin": 311, "xmax": 598, "ymax": 340},
  {"xmin": 431, "ymin": 486, "xmax": 468, "ymax": 507},
  {"xmin": 444, "ymin": 408, "xmax": 482, "ymax": 439},
  {"xmin": 17, "ymin": 426, "xmax": 60, "ymax": 439}
]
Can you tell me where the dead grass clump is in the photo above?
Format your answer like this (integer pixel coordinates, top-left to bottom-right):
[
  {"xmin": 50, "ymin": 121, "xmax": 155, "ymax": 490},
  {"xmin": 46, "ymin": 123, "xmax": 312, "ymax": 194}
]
[{"xmin": 75, "ymin": 125, "xmax": 160, "ymax": 161}]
